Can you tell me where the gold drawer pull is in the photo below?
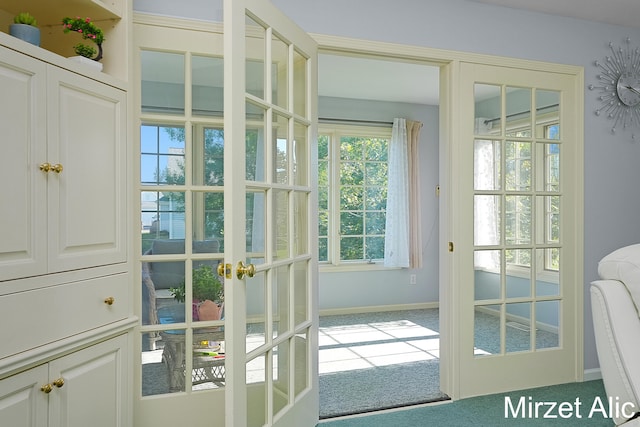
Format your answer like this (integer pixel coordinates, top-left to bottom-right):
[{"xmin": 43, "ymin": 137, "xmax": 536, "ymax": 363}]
[
  {"xmin": 41, "ymin": 383, "xmax": 53, "ymax": 394},
  {"xmin": 104, "ymin": 296, "xmax": 115, "ymax": 305},
  {"xmin": 39, "ymin": 162, "xmax": 51, "ymax": 172},
  {"xmin": 52, "ymin": 378, "xmax": 65, "ymax": 388},
  {"xmin": 51, "ymin": 163, "xmax": 63, "ymax": 173}
]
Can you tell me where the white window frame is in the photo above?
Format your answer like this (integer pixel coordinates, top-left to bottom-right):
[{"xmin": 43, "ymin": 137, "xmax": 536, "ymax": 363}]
[{"xmin": 318, "ymin": 123, "xmax": 392, "ymax": 271}]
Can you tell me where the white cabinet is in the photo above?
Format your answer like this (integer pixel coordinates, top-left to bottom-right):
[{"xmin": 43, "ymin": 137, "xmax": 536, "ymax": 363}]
[
  {"xmin": 0, "ymin": 41, "xmax": 127, "ymax": 282},
  {"xmin": 0, "ymin": 23, "xmax": 132, "ymax": 427},
  {"xmin": 0, "ymin": 335, "xmax": 129, "ymax": 427}
]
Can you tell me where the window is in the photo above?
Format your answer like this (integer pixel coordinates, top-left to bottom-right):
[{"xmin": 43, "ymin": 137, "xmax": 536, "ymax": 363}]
[{"xmin": 318, "ymin": 125, "xmax": 391, "ymax": 266}]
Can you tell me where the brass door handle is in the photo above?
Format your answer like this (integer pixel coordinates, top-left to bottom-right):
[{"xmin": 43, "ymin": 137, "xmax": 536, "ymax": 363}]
[
  {"xmin": 218, "ymin": 262, "xmax": 232, "ymax": 279},
  {"xmin": 51, "ymin": 163, "xmax": 63, "ymax": 173},
  {"xmin": 104, "ymin": 296, "xmax": 115, "ymax": 305},
  {"xmin": 52, "ymin": 378, "xmax": 65, "ymax": 388},
  {"xmin": 236, "ymin": 261, "xmax": 255, "ymax": 279},
  {"xmin": 41, "ymin": 383, "xmax": 53, "ymax": 394}
]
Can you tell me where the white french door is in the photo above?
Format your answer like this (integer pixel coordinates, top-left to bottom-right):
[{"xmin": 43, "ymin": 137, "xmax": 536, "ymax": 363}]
[
  {"xmin": 224, "ymin": 1, "xmax": 318, "ymax": 426},
  {"xmin": 453, "ymin": 61, "xmax": 583, "ymax": 398},
  {"xmin": 135, "ymin": 1, "xmax": 318, "ymax": 426}
]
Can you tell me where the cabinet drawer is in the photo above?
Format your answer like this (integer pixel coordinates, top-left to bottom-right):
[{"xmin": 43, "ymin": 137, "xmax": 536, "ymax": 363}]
[{"xmin": 0, "ymin": 273, "xmax": 129, "ymax": 360}]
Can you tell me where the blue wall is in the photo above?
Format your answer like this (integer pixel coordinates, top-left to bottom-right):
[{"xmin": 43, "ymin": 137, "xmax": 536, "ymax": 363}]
[
  {"xmin": 133, "ymin": 0, "xmax": 640, "ymax": 372},
  {"xmin": 271, "ymin": 0, "xmax": 640, "ymax": 374}
]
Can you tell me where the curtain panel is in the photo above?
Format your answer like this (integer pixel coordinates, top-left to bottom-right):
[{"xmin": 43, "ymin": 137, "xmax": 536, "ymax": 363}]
[{"xmin": 384, "ymin": 118, "xmax": 423, "ymax": 268}]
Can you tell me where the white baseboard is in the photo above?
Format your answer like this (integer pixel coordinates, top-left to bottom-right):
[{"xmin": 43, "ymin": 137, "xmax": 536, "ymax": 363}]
[
  {"xmin": 583, "ymin": 368, "xmax": 602, "ymax": 381},
  {"xmin": 319, "ymin": 302, "xmax": 438, "ymax": 317}
]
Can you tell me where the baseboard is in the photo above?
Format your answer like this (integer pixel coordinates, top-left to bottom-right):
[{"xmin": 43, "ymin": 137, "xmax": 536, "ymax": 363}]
[
  {"xmin": 319, "ymin": 302, "xmax": 438, "ymax": 317},
  {"xmin": 583, "ymin": 368, "xmax": 602, "ymax": 381}
]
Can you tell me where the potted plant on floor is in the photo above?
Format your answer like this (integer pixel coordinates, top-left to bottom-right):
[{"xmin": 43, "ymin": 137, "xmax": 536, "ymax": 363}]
[{"xmin": 9, "ymin": 13, "xmax": 40, "ymax": 46}]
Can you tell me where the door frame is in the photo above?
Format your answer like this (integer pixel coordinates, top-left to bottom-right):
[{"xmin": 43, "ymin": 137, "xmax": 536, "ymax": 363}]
[{"xmin": 312, "ymin": 33, "xmax": 584, "ymax": 400}]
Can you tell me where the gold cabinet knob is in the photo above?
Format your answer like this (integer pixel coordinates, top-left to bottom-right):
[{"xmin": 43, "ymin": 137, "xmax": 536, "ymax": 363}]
[
  {"xmin": 52, "ymin": 378, "xmax": 65, "ymax": 388},
  {"xmin": 236, "ymin": 261, "xmax": 255, "ymax": 279},
  {"xmin": 39, "ymin": 163, "xmax": 63, "ymax": 173},
  {"xmin": 217, "ymin": 262, "xmax": 225, "ymax": 277},
  {"xmin": 104, "ymin": 296, "xmax": 115, "ymax": 305},
  {"xmin": 41, "ymin": 383, "xmax": 53, "ymax": 394}
]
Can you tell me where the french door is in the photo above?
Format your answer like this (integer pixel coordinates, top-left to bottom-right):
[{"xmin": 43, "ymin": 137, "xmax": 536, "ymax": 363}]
[
  {"xmin": 224, "ymin": 1, "xmax": 318, "ymax": 426},
  {"xmin": 135, "ymin": 1, "xmax": 318, "ymax": 426},
  {"xmin": 453, "ymin": 61, "xmax": 583, "ymax": 397}
]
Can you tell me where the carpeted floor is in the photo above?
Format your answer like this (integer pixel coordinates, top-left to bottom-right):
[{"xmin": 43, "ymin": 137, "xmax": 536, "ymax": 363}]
[
  {"xmin": 319, "ymin": 380, "xmax": 615, "ymax": 427},
  {"xmin": 319, "ymin": 307, "xmax": 561, "ymax": 418},
  {"xmin": 319, "ymin": 309, "xmax": 448, "ymax": 418}
]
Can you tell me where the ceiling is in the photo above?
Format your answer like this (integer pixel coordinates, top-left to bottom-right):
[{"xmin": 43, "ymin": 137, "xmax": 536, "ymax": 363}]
[
  {"xmin": 320, "ymin": 0, "xmax": 639, "ymax": 106},
  {"xmin": 318, "ymin": 54, "xmax": 440, "ymax": 105},
  {"xmin": 466, "ymin": 0, "xmax": 640, "ymax": 29}
]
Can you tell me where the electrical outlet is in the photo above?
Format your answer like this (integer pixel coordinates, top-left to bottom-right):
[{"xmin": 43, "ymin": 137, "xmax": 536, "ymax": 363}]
[{"xmin": 410, "ymin": 274, "xmax": 417, "ymax": 285}]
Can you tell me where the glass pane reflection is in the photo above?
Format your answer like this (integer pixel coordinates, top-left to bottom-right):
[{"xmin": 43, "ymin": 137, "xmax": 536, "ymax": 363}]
[
  {"xmin": 506, "ymin": 87, "xmax": 531, "ymax": 137},
  {"xmin": 141, "ymin": 51, "xmax": 185, "ymax": 114},
  {"xmin": 272, "ymin": 33, "xmax": 289, "ymax": 109},
  {"xmin": 474, "ymin": 305, "xmax": 501, "ymax": 356},
  {"xmin": 536, "ymin": 300, "xmax": 560, "ymax": 349},
  {"xmin": 192, "ymin": 55, "xmax": 223, "ymax": 116},
  {"xmin": 474, "ymin": 84, "xmax": 501, "ymax": 135}
]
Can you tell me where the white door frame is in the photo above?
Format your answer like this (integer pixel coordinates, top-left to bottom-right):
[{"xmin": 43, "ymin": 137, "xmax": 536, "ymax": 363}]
[{"xmin": 312, "ymin": 34, "xmax": 584, "ymax": 401}]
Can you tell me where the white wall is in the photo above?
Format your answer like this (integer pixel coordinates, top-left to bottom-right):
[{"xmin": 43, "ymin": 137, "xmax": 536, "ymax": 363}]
[{"xmin": 270, "ymin": 0, "xmax": 640, "ymax": 373}]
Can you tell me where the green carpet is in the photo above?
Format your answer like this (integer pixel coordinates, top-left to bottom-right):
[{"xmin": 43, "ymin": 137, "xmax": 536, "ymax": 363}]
[{"xmin": 319, "ymin": 380, "xmax": 617, "ymax": 426}]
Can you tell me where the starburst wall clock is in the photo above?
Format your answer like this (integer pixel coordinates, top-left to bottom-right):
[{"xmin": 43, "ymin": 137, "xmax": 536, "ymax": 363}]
[{"xmin": 589, "ymin": 38, "xmax": 640, "ymax": 139}]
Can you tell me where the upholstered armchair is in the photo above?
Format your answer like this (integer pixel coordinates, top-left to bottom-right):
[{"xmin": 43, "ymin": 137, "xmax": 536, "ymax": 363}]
[{"xmin": 591, "ymin": 244, "xmax": 640, "ymax": 426}]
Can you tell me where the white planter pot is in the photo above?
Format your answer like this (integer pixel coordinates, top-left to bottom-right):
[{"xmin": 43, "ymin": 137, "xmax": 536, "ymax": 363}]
[{"xmin": 68, "ymin": 56, "xmax": 103, "ymax": 72}]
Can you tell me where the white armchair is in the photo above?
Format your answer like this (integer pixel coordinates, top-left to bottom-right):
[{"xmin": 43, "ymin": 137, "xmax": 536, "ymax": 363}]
[{"xmin": 591, "ymin": 244, "xmax": 640, "ymax": 426}]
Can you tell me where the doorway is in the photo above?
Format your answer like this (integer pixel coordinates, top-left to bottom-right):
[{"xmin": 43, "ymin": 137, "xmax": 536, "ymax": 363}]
[{"xmin": 316, "ymin": 51, "xmax": 445, "ymax": 417}]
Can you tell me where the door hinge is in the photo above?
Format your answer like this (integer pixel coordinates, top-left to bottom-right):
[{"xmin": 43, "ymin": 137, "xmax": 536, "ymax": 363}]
[{"xmin": 448, "ymin": 242, "xmax": 454, "ymax": 252}]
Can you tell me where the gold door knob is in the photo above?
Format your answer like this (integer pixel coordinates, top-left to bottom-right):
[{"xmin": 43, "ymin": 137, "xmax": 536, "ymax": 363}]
[
  {"xmin": 236, "ymin": 261, "xmax": 255, "ymax": 279},
  {"xmin": 52, "ymin": 378, "xmax": 65, "ymax": 388},
  {"xmin": 217, "ymin": 263, "xmax": 225, "ymax": 277},
  {"xmin": 51, "ymin": 163, "xmax": 63, "ymax": 173},
  {"xmin": 39, "ymin": 162, "xmax": 51, "ymax": 172},
  {"xmin": 104, "ymin": 296, "xmax": 115, "ymax": 305},
  {"xmin": 41, "ymin": 383, "xmax": 53, "ymax": 394}
]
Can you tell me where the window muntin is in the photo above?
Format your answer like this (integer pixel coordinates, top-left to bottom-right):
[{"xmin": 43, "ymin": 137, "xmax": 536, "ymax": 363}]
[{"xmin": 318, "ymin": 125, "xmax": 390, "ymax": 266}]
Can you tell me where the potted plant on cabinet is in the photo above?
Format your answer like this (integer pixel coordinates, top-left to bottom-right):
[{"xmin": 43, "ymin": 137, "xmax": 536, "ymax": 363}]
[
  {"xmin": 9, "ymin": 13, "xmax": 40, "ymax": 46},
  {"xmin": 170, "ymin": 265, "xmax": 224, "ymax": 321},
  {"xmin": 61, "ymin": 16, "xmax": 104, "ymax": 71}
]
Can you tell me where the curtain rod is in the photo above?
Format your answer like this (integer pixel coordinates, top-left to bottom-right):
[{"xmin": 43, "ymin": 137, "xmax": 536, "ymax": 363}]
[
  {"xmin": 319, "ymin": 117, "xmax": 393, "ymax": 126},
  {"xmin": 484, "ymin": 103, "xmax": 559, "ymax": 124}
]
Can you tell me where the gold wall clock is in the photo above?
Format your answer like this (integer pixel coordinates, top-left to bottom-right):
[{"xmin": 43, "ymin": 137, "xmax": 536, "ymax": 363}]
[{"xmin": 589, "ymin": 38, "xmax": 640, "ymax": 139}]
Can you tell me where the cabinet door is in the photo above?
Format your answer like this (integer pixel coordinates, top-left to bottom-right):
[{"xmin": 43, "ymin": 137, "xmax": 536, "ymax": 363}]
[
  {"xmin": 0, "ymin": 46, "xmax": 47, "ymax": 281},
  {"xmin": 0, "ymin": 364, "xmax": 48, "ymax": 427},
  {"xmin": 48, "ymin": 334, "xmax": 128, "ymax": 427},
  {"xmin": 47, "ymin": 67, "xmax": 127, "ymax": 273}
]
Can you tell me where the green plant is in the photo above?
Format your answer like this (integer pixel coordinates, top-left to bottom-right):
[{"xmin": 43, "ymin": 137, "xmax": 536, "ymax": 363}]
[
  {"xmin": 62, "ymin": 16, "xmax": 104, "ymax": 61},
  {"xmin": 73, "ymin": 43, "xmax": 96, "ymax": 59},
  {"xmin": 14, "ymin": 12, "xmax": 37, "ymax": 27},
  {"xmin": 170, "ymin": 265, "xmax": 224, "ymax": 303}
]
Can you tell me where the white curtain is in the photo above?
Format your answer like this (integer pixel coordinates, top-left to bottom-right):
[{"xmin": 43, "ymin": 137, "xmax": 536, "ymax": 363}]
[
  {"xmin": 384, "ymin": 118, "xmax": 410, "ymax": 267},
  {"xmin": 473, "ymin": 136, "xmax": 500, "ymax": 271}
]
